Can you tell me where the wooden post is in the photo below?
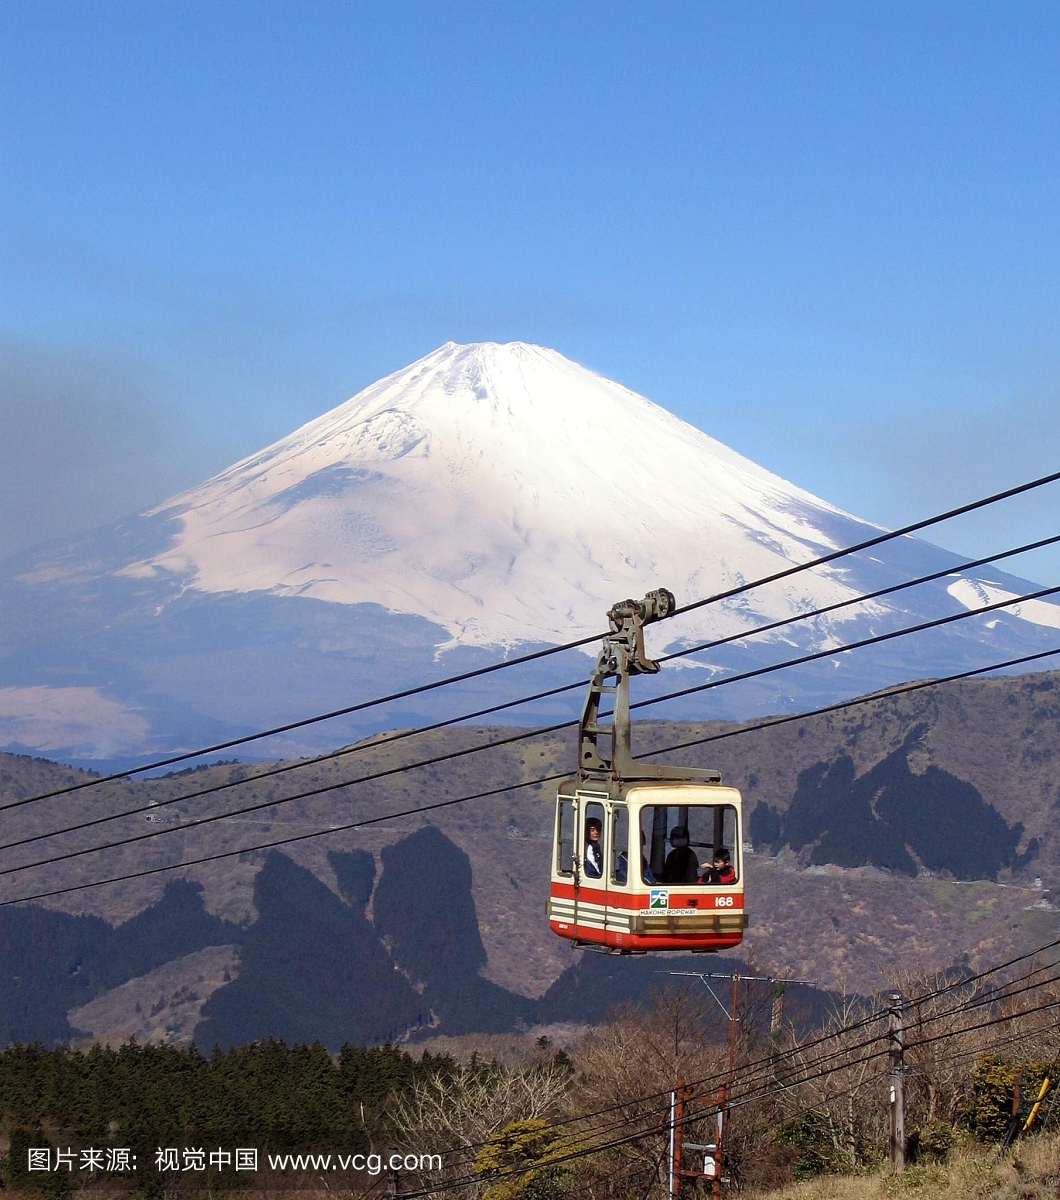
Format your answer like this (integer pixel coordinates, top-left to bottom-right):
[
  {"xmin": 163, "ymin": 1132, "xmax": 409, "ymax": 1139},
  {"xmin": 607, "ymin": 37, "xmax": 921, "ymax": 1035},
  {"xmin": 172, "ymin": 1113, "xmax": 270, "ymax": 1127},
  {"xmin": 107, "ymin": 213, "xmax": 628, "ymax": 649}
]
[
  {"xmin": 668, "ymin": 1086, "xmax": 676, "ymax": 1200},
  {"xmin": 770, "ymin": 983, "xmax": 784, "ymax": 1077},
  {"xmin": 1002, "ymin": 1073, "xmax": 1024, "ymax": 1150},
  {"xmin": 672, "ymin": 1077, "xmax": 685, "ymax": 1199},
  {"xmin": 888, "ymin": 992, "xmax": 905, "ymax": 1173}
]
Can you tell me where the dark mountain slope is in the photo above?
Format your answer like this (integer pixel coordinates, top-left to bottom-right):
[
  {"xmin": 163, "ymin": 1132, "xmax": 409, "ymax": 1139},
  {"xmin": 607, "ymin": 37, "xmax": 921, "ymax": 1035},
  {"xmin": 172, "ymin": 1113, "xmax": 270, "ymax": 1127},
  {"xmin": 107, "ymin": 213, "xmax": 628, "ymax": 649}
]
[
  {"xmin": 0, "ymin": 880, "xmax": 239, "ymax": 1044},
  {"xmin": 751, "ymin": 729, "xmax": 1031, "ymax": 878},
  {"xmin": 0, "ymin": 667, "xmax": 1056, "ymax": 1034},
  {"xmin": 373, "ymin": 827, "xmax": 534, "ymax": 1035},
  {"xmin": 194, "ymin": 853, "xmax": 426, "ymax": 1049}
]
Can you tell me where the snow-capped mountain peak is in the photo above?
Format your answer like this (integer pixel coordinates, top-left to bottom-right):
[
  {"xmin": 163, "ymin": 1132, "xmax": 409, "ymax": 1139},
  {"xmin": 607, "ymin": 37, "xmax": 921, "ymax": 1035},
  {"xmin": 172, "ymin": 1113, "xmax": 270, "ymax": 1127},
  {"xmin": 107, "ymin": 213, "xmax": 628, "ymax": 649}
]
[
  {"xmin": 123, "ymin": 341, "xmax": 882, "ymax": 647},
  {"xmin": 5, "ymin": 340, "xmax": 1059, "ymax": 761}
]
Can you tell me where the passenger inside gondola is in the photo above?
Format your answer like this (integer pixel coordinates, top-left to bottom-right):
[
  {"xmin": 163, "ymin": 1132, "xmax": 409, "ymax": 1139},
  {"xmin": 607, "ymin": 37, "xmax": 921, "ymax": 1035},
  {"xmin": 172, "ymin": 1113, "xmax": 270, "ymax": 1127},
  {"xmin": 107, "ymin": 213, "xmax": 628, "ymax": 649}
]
[
  {"xmin": 583, "ymin": 817, "xmax": 603, "ymax": 878},
  {"xmin": 700, "ymin": 847, "xmax": 736, "ymax": 885},
  {"xmin": 614, "ymin": 831, "xmax": 656, "ymax": 885},
  {"xmin": 661, "ymin": 826, "xmax": 699, "ymax": 884}
]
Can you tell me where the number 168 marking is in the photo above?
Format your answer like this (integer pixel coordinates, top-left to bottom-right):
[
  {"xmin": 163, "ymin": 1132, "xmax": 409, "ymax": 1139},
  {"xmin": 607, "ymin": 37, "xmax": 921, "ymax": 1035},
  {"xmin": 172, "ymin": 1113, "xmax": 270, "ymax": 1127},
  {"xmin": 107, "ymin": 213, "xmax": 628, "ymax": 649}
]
[{"xmin": 715, "ymin": 896, "xmax": 735, "ymax": 908}]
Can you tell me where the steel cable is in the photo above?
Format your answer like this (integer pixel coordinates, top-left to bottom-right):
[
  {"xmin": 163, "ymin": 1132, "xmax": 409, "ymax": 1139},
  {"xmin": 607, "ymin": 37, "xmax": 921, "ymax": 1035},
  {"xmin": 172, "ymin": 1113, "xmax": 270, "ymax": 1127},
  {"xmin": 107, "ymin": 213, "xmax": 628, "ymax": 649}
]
[
  {"xmin": 3, "ymin": 530, "xmax": 1054, "ymax": 852},
  {"xmin": 2, "ymin": 638, "xmax": 1058, "ymax": 905},
  {"xmin": 10, "ymin": 468, "xmax": 1059, "ymax": 806}
]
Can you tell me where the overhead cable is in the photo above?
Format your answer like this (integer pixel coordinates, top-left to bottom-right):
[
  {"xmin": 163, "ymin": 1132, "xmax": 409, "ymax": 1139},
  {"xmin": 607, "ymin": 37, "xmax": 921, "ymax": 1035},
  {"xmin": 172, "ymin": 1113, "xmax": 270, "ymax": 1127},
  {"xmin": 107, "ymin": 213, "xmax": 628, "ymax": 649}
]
[
  {"xmin": 631, "ymin": 582, "xmax": 1060, "ymax": 717},
  {"xmin": 431, "ymin": 937, "xmax": 1060, "ymax": 1177},
  {"xmin": 1, "ymin": 582, "xmax": 1056, "ymax": 885},
  {"xmin": 2, "ymin": 638, "xmax": 1057, "ymax": 907},
  {"xmin": 395, "ymin": 981, "xmax": 1060, "ymax": 1200},
  {"xmin": 659, "ymin": 531, "xmax": 1060, "ymax": 667},
  {"xmin": 674, "ymin": 466, "xmax": 1060, "ymax": 618},
  {"xmin": 13, "ymin": 468, "xmax": 1060, "ymax": 805},
  {"xmin": 5, "ymin": 530, "xmax": 1054, "ymax": 848}
]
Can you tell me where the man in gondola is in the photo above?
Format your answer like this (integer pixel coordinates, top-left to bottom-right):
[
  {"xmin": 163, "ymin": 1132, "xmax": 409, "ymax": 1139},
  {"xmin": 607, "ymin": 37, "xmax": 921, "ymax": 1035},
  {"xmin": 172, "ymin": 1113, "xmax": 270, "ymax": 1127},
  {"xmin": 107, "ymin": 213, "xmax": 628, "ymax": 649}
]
[
  {"xmin": 583, "ymin": 817, "xmax": 603, "ymax": 878},
  {"xmin": 661, "ymin": 825, "xmax": 699, "ymax": 883}
]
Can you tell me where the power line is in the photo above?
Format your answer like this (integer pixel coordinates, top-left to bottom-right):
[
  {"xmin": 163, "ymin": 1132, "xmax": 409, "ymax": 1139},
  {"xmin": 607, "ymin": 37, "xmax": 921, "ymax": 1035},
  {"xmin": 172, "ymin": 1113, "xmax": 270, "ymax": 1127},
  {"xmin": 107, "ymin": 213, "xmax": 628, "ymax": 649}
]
[
  {"xmin": 2, "ymin": 637, "xmax": 1057, "ymax": 905},
  {"xmin": 589, "ymin": 976, "xmax": 1060, "ymax": 1169},
  {"xmin": 695, "ymin": 990, "xmax": 1060, "ymax": 1126},
  {"xmin": 415, "ymin": 977, "xmax": 898, "ymax": 1172},
  {"xmin": 732, "ymin": 965, "xmax": 1060, "ymax": 1109},
  {"xmin": 438, "ymin": 992, "xmax": 890, "ymax": 1172},
  {"xmin": 12, "ymin": 468, "xmax": 1060, "ymax": 806},
  {"xmin": 522, "ymin": 939, "xmax": 1060, "ymax": 1163},
  {"xmin": 413, "ymin": 933, "xmax": 1060, "ymax": 1179},
  {"xmin": 426, "ymin": 1002, "xmax": 885, "ymax": 1179},
  {"xmin": 911, "ymin": 983, "xmax": 1060, "ymax": 1052},
  {"xmin": 394, "ymin": 1119, "xmax": 665, "ymax": 1199},
  {"xmin": 908, "ymin": 1013, "xmax": 1060, "ymax": 1072},
  {"xmin": 701, "ymin": 978, "xmax": 1060, "ymax": 1124},
  {"xmin": 426, "ymin": 942, "xmax": 1060, "ymax": 1192},
  {"xmin": 6, "ymin": 896, "xmax": 1057, "ymax": 1196},
  {"xmin": 684, "ymin": 973, "xmax": 1060, "ymax": 1116},
  {"xmin": 633, "ymin": 646, "xmax": 1060, "ymax": 760},
  {"xmin": 5, "ymin": 530, "xmax": 1054, "ymax": 852},
  {"xmin": 674, "ymin": 467, "xmax": 1060, "ymax": 618},
  {"xmin": 706, "ymin": 987, "xmax": 1060, "ymax": 1136},
  {"xmin": 397, "ymin": 1125, "xmax": 648, "ymax": 1198},
  {"xmin": 717, "ymin": 955, "xmax": 1060, "ymax": 1114},
  {"xmin": 910, "ymin": 942, "xmax": 1060, "ymax": 1008},
  {"xmin": 528, "ymin": 990, "xmax": 1060, "ymax": 1200},
  {"xmin": 1, "ymin": 578, "xmax": 1056, "ymax": 887},
  {"xmin": 629, "ymin": 582, "xmax": 1060, "ymax": 717},
  {"xmin": 659, "ymin": 531, "xmax": 1060, "ymax": 669}
]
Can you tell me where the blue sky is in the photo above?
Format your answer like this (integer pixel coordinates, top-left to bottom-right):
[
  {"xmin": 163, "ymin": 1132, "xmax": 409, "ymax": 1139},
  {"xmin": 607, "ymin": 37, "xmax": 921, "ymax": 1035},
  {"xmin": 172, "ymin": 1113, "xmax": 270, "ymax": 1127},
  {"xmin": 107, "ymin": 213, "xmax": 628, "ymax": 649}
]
[{"xmin": 2, "ymin": 1, "xmax": 1058, "ymax": 578}]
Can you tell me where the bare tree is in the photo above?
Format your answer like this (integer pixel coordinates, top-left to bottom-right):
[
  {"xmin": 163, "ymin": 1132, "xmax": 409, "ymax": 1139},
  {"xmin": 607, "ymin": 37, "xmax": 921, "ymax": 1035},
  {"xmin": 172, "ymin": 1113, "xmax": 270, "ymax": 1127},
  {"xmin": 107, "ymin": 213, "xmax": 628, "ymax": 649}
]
[{"xmin": 389, "ymin": 1058, "xmax": 573, "ymax": 1197}]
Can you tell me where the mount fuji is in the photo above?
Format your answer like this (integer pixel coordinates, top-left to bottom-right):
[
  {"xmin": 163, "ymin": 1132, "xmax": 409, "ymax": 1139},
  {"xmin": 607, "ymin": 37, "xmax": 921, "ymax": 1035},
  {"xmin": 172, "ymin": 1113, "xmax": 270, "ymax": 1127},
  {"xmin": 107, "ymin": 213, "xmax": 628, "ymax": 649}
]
[{"xmin": 1, "ymin": 341, "xmax": 1057, "ymax": 763}]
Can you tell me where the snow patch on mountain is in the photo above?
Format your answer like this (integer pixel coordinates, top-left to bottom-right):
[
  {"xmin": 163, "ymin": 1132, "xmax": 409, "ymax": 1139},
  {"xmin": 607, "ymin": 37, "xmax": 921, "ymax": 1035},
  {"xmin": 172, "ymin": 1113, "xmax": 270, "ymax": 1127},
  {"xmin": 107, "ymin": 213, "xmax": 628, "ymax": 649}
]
[{"xmin": 947, "ymin": 579, "xmax": 1060, "ymax": 629}]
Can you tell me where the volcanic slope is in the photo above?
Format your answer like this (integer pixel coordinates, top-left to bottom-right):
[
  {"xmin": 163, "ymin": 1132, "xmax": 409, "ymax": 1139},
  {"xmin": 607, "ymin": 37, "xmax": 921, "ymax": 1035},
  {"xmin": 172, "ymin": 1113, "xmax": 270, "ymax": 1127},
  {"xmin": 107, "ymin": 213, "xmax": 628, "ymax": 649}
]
[{"xmin": 2, "ymin": 341, "xmax": 1058, "ymax": 760}]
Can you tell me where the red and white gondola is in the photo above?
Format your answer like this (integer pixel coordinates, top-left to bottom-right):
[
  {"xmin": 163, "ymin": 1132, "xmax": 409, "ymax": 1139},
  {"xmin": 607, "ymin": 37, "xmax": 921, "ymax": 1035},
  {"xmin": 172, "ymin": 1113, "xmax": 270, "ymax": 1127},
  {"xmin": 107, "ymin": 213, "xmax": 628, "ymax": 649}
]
[{"xmin": 547, "ymin": 590, "xmax": 748, "ymax": 954}]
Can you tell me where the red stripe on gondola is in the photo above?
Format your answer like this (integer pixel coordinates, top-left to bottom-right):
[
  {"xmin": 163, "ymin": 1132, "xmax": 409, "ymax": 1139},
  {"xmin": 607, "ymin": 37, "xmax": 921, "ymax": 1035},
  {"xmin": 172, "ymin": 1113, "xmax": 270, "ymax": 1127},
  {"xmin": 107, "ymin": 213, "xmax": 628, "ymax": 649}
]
[{"xmin": 547, "ymin": 920, "xmax": 744, "ymax": 953}]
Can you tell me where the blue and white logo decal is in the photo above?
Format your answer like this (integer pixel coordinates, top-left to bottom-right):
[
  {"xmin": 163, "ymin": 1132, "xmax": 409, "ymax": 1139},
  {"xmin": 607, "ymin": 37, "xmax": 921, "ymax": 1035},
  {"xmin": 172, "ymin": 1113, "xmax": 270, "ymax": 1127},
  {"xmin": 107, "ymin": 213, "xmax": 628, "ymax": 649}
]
[{"xmin": 649, "ymin": 889, "xmax": 669, "ymax": 910}]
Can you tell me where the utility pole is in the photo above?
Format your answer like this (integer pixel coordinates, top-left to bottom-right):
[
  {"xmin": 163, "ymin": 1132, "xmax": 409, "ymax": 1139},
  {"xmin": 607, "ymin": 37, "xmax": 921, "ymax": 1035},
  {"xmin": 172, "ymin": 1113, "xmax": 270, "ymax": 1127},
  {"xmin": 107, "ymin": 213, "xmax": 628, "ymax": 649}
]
[
  {"xmin": 670, "ymin": 1078, "xmax": 685, "ymax": 1199},
  {"xmin": 770, "ymin": 983, "xmax": 785, "ymax": 1052},
  {"xmin": 671, "ymin": 1078, "xmax": 725, "ymax": 1199},
  {"xmin": 770, "ymin": 983, "xmax": 785, "ymax": 1083},
  {"xmin": 669, "ymin": 969, "xmax": 812, "ymax": 1083},
  {"xmin": 888, "ymin": 992, "xmax": 905, "ymax": 1174},
  {"xmin": 664, "ymin": 970, "xmax": 813, "ymax": 1195},
  {"xmin": 712, "ymin": 1084, "xmax": 726, "ymax": 1200}
]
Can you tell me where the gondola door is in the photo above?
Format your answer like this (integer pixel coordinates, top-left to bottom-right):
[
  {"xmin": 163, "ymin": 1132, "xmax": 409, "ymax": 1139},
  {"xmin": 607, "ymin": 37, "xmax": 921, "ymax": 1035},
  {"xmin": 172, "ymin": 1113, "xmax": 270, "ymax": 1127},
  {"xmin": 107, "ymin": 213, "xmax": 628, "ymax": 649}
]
[
  {"xmin": 602, "ymin": 801, "xmax": 632, "ymax": 947},
  {"xmin": 573, "ymin": 794, "xmax": 608, "ymax": 943}
]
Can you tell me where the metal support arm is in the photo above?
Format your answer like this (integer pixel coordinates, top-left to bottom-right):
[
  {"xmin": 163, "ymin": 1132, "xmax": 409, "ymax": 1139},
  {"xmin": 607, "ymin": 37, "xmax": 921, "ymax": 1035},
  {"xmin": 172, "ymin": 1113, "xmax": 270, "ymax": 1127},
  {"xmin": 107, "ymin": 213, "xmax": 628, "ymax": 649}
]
[{"xmin": 577, "ymin": 588, "xmax": 721, "ymax": 786}]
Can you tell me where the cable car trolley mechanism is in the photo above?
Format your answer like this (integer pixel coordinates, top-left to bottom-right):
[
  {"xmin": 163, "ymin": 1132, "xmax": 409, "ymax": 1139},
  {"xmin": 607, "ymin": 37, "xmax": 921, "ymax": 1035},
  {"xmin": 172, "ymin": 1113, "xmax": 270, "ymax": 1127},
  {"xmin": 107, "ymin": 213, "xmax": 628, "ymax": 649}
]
[{"xmin": 548, "ymin": 589, "xmax": 747, "ymax": 953}]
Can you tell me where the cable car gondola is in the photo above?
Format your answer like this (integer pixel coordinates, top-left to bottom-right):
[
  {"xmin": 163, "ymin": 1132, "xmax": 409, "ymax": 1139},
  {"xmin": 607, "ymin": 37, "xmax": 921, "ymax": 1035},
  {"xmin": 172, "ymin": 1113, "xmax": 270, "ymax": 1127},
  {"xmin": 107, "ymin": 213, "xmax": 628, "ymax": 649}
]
[{"xmin": 548, "ymin": 589, "xmax": 747, "ymax": 953}]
